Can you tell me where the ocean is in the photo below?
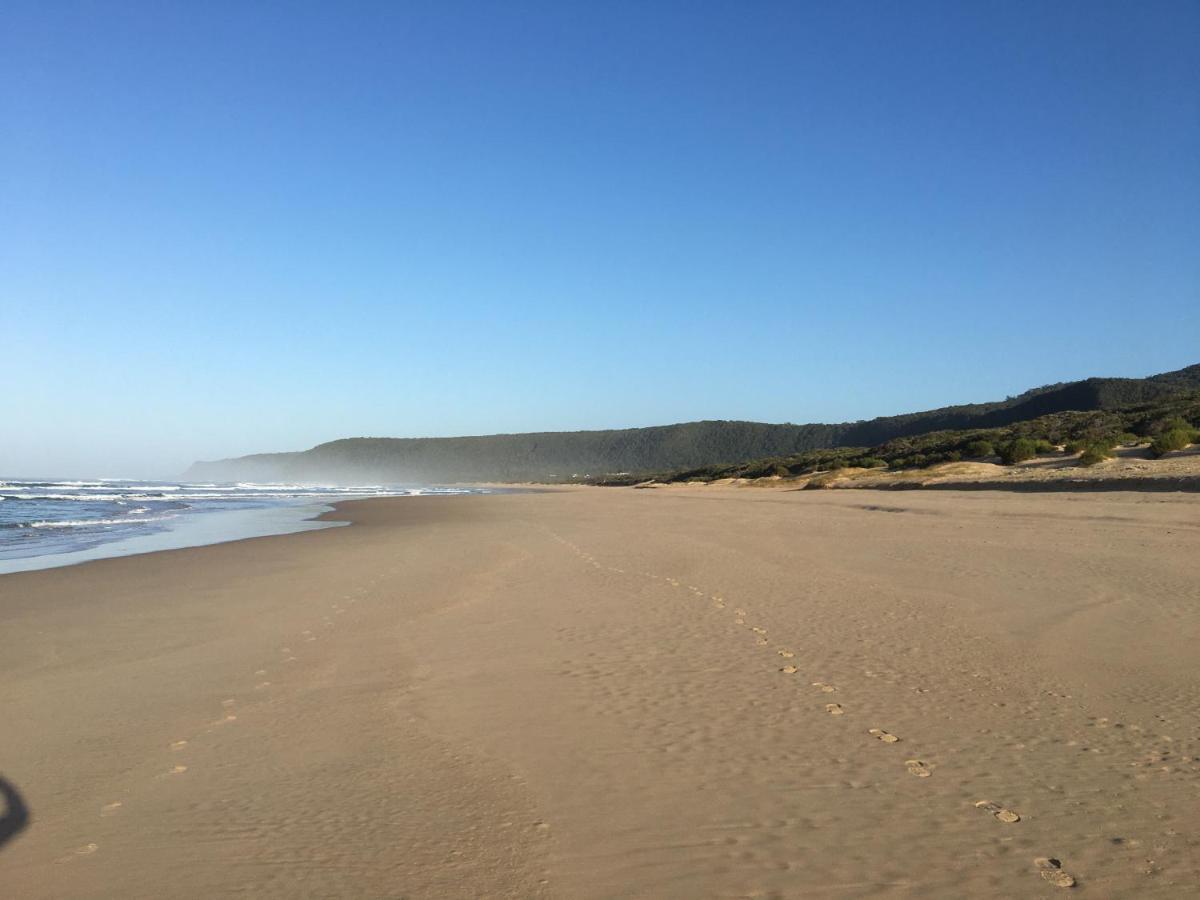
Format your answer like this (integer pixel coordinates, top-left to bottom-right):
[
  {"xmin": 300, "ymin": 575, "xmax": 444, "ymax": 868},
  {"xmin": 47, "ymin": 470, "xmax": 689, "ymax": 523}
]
[{"xmin": 0, "ymin": 479, "xmax": 481, "ymax": 574}]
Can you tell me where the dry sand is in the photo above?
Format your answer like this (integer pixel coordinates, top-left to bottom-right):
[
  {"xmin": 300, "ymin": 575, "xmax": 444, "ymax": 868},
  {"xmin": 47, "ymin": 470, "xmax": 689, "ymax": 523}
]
[{"xmin": 1, "ymin": 486, "xmax": 1198, "ymax": 897}]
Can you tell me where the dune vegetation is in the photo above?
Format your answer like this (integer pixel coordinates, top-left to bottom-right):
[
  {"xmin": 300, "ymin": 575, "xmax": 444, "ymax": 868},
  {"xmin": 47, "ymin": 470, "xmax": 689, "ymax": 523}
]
[{"xmin": 594, "ymin": 389, "xmax": 1200, "ymax": 486}]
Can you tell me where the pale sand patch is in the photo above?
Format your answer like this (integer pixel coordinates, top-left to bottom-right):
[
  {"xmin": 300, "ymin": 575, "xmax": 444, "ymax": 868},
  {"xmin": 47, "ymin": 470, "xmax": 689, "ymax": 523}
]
[{"xmin": 1, "ymin": 487, "xmax": 1198, "ymax": 897}]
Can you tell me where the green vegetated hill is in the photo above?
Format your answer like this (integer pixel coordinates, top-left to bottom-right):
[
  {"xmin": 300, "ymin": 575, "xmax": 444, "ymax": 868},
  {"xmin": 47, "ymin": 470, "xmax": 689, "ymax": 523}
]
[
  {"xmin": 620, "ymin": 386, "xmax": 1200, "ymax": 486},
  {"xmin": 184, "ymin": 364, "xmax": 1200, "ymax": 484}
]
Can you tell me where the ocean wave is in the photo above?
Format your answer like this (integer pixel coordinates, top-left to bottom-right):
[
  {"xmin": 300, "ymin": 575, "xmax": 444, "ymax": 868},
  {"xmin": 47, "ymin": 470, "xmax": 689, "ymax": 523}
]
[
  {"xmin": 0, "ymin": 481, "xmax": 108, "ymax": 489},
  {"xmin": 3, "ymin": 480, "xmax": 403, "ymax": 495},
  {"xmin": 1, "ymin": 493, "xmax": 181, "ymax": 502},
  {"xmin": 27, "ymin": 514, "xmax": 179, "ymax": 529},
  {"xmin": 2, "ymin": 488, "xmax": 400, "ymax": 501}
]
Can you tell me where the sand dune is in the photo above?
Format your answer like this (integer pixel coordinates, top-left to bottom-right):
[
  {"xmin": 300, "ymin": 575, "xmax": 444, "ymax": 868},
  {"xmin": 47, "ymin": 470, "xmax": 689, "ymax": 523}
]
[{"xmin": 1, "ymin": 487, "xmax": 1198, "ymax": 897}]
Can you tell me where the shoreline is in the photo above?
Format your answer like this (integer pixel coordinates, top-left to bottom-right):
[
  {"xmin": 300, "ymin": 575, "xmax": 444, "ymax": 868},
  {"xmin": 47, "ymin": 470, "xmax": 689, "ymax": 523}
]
[
  {"xmin": 1, "ymin": 488, "xmax": 1198, "ymax": 896},
  {"xmin": 6, "ymin": 467, "xmax": 1192, "ymax": 582},
  {"xmin": 0, "ymin": 501, "xmax": 346, "ymax": 577},
  {"xmin": 0, "ymin": 486, "xmax": 521, "ymax": 577}
]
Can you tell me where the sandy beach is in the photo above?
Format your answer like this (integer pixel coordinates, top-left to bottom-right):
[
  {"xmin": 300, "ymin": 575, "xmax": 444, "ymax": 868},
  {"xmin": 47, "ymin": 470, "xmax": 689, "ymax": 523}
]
[{"xmin": 1, "ymin": 487, "xmax": 1199, "ymax": 897}]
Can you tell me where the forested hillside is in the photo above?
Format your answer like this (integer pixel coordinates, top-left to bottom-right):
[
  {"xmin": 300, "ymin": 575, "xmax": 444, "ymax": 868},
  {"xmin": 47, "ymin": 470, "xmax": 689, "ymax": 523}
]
[{"xmin": 184, "ymin": 364, "xmax": 1200, "ymax": 484}]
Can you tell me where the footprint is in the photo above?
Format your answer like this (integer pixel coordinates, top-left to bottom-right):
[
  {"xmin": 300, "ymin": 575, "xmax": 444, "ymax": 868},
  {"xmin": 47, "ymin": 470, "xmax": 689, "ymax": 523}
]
[
  {"xmin": 100, "ymin": 801, "xmax": 123, "ymax": 817},
  {"xmin": 905, "ymin": 759, "xmax": 931, "ymax": 777},
  {"xmin": 755, "ymin": 637, "xmax": 769, "ymax": 645},
  {"xmin": 280, "ymin": 647, "xmax": 292, "ymax": 654},
  {"xmin": 169, "ymin": 765, "xmax": 188, "ymax": 775},
  {"xmin": 254, "ymin": 681, "xmax": 272, "ymax": 690},
  {"xmin": 780, "ymin": 665, "xmax": 799, "ymax": 675},
  {"xmin": 255, "ymin": 669, "xmax": 268, "ymax": 676},
  {"xmin": 734, "ymin": 618, "xmax": 746, "ymax": 626},
  {"xmin": 826, "ymin": 703, "xmax": 845, "ymax": 716},
  {"xmin": 733, "ymin": 608, "xmax": 747, "ymax": 617},
  {"xmin": 221, "ymin": 698, "xmax": 236, "ymax": 708},
  {"xmin": 1034, "ymin": 857, "xmax": 1076, "ymax": 888},
  {"xmin": 170, "ymin": 740, "xmax": 188, "ymax": 751},
  {"xmin": 869, "ymin": 728, "xmax": 900, "ymax": 743},
  {"xmin": 751, "ymin": 627, "xmax": 767, "ymax": 635},
  {"xmin": 59, "ymin": 842, "xmax": 99, "ymax": 862},
  {"xmin": 975, "ymin": 800, "xmax": 1021, "ymax": 823},
  {"xmin": 812, "ymin": 682, "xmax": 837, "ymax": 693},
  {"xmin": 778, "ymin": 650, "xmax": 795, "ymax": 658}
]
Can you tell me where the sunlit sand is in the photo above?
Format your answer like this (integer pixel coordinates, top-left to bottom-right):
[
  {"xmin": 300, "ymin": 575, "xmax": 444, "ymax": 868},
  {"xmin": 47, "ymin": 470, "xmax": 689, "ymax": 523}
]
[{"xmin": 1, "ymin": 487, "xmax": 1198, "ymax": 896}]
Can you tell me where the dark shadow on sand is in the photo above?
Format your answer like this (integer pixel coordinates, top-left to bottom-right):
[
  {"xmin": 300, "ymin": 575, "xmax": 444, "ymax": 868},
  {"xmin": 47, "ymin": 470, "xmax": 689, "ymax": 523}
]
[{"xmin": 0, "ymin": 777, "xmax": 31, "ymax": 852}]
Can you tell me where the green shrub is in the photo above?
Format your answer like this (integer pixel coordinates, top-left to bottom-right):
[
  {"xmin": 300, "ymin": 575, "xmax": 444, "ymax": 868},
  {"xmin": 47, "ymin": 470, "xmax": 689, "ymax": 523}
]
[
  {"xmin": 1150, "ymin": 428, "xmax": 1193, "ymax": 458},
  {"xmin": 998, "ymin": 438, "xmax": 1037, "ymax": 465},
  {"xmin": 1077, "ymin": 445, "xmax": 1110, "ymax": 467},
  {"xmin": 1064, "ymin": 440, "xmax": 1087, "ymax": 455},
  {"xmin": 855, "ymin": 457, "xmax": 886, "ymax": 469},
  {"xmin": 1032, "ymin": 439, "xmax": 1056, "ymax": 454},
  {"xmin": 889, "ymin": 454, "xmax": 929, "ymax": 470},
  {"xmin": 964, "ymin": 440, "xmax": 994, "ymax": 458},
  {"xmin": 1118, "ymin": 432, "xmax": 1140, "ymax": 445}
]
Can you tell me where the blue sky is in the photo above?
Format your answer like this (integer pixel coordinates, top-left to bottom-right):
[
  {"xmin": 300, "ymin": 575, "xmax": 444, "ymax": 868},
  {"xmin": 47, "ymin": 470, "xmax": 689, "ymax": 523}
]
[{"xmin": 3, "ymin": 1, "xmax": 1197, "ymax": 477}]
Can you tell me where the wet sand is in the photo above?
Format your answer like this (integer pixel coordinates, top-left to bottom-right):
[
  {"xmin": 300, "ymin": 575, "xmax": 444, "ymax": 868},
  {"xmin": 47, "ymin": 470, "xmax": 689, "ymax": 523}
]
[{"xmin": 1, "ymin": 487, "xmax": 1198, "ymax": 897}]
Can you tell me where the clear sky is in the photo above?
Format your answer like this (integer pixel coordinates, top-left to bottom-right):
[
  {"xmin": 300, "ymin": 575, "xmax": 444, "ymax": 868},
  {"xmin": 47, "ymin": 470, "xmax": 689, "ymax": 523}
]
[{"xmin": 3, "ymin": 1, "xmax": 1198, "ymax": 478}]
